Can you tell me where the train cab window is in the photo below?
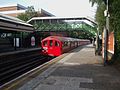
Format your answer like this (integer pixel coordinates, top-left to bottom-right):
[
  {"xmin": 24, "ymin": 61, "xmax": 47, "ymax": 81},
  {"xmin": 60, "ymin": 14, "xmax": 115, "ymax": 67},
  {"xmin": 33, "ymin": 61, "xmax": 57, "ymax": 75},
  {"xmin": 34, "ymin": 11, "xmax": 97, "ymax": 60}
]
[
  {"xmin": 43, "ymin": 41, "xmax": 47, "ymax": 46},
  {"xmin": 55, "ymin": 41, "xmax": 60, "ymax": 47},
  {"xmin": 49, "ymin": 40, "xmax": 53, "ymax": 47}
]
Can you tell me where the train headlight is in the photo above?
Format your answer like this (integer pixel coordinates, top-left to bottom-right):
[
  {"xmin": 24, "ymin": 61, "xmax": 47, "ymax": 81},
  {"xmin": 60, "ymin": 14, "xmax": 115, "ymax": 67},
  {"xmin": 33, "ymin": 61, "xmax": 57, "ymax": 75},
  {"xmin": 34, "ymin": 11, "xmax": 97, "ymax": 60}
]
[{"xmin": 43, "ymin": 47, "xmax": 48, "ymax": 50}]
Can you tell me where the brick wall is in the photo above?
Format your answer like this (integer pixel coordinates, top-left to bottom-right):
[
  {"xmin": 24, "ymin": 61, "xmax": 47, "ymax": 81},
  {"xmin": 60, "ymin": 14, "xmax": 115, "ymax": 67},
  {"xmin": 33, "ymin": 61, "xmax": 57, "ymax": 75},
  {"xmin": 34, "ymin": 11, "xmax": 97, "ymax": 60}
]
[{"xmin": 0, "ymin": 6, "xmax": 17, "ymax": 11}]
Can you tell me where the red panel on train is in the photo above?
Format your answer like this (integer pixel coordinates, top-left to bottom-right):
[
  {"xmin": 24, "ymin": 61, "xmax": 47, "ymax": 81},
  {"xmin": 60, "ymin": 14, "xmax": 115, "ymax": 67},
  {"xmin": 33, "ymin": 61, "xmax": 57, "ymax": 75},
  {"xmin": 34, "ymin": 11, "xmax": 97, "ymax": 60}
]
[{"xmin": 41, "ymin": 36, "xmax": 90, "ymax": 56}]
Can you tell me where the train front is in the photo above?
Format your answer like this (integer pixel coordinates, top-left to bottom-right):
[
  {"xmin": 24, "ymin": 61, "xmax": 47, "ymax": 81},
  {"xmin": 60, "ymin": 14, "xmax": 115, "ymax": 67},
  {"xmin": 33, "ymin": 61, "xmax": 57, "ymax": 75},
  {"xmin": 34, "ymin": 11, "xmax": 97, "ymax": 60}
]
[{"xmin": 41, "ymin": 36, "xmax": 62, "ymax": 57}]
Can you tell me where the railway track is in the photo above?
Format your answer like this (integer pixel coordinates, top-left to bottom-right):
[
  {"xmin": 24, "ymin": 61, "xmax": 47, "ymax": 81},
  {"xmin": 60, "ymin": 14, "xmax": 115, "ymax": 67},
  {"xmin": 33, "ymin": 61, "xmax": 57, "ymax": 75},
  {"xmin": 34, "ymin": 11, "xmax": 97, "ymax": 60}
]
[{"xmin": 0, "ymin": 53, "xmax": 53, "ymax": 86}]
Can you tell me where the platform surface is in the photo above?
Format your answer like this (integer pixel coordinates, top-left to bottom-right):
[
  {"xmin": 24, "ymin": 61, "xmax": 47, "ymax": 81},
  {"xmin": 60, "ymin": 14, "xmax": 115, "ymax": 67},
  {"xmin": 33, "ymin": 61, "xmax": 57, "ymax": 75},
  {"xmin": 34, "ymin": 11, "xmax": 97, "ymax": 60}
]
[{"xmin": 18, "ymin": 45, "xmax": 120, "ymax": 90}]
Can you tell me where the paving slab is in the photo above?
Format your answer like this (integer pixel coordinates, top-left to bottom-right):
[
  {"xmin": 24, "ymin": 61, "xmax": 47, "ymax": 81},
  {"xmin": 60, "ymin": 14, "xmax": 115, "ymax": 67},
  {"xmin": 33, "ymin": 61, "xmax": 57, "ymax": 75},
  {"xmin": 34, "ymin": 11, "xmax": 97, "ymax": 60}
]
[{"xmin": 18, "ymin": 44, "xmax": 120, "ymax": 90}]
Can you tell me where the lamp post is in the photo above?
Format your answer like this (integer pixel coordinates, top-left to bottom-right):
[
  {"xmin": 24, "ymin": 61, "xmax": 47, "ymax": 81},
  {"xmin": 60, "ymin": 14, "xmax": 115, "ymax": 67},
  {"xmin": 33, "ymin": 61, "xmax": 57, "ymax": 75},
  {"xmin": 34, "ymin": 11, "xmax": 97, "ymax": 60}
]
[{"xmin": 104, "ymin": 0, "xmax": 109, "ymax": 66}]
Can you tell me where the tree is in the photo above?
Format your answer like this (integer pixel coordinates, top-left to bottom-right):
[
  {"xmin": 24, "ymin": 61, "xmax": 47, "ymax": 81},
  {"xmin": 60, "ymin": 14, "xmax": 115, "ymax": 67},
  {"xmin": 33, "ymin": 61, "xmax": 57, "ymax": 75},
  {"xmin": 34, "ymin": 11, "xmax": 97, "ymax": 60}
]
[
  {"xmin": 95, "ymin": 4, "xmax": 106, "ymax": 32},
  {"xmin": 109, "ymin": 0, "xmax": 120, "ymax": 57},
  {"xmin": 17, "ymin": 6, "xmax": 37, "ymax": 21},
  {"xmin": 89, "ymin": 0, "xmax": 106, "ymax": 32},
  {"xmin": 17, "ymin": 13, "xmax": 28, "ymax": 21},
  {"xmin": 90, "ymin": 0, "xmax": 120, "ymax": 60},
  {"xmin": 89, "ymin": 0, "xmax": 103, "ymax": 6}
]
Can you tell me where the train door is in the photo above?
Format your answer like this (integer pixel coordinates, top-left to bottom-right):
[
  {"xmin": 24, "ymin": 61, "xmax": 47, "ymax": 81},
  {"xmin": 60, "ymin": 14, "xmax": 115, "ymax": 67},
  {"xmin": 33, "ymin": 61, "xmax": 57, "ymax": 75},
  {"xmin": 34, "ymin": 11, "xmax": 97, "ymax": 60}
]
[
  {"xmin": 53, "ymin": 40, "xmax": 61, "ymax": 56},
  {"xmin": 48, "ymin": 40, "xmax": 61, "ymax": 56},
  {"xmin": 47, "ymin": 40, "xmax": 54, "ymax": 56}
]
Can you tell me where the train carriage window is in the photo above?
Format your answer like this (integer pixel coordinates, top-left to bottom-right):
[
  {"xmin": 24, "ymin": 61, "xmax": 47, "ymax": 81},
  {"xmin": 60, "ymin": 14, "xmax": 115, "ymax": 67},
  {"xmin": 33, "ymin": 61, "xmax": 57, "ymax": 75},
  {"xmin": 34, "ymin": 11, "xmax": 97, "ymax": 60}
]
[
  {"xmin": 43, "ymin": 41, "xmax": 47, "ymax": 46},
  {"xmin": 55, "ymin": 41, "xmax": 60, "ymax": 46},
  {"xmin": 63, "ymin": 41, "xmax": 68, "ymax": 47},
  {"xmin": 64, "ymin": 41, "xmax": 68, "ymax": 46},
  {"xmin": 49, "ymin": 40, "xmax": 53, "ymax": 47},
  {"xmin": 68, "ymin": 41, "xmax": 70, "ymax": 46}
]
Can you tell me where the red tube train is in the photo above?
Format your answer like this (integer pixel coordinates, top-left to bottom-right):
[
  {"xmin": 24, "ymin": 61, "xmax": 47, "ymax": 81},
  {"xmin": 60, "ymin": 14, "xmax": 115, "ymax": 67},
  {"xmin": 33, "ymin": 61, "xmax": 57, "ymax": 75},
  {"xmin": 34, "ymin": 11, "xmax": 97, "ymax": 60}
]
[{"xmin": 41, "ymin": 36, "xmax": 90, "ymax": 56}]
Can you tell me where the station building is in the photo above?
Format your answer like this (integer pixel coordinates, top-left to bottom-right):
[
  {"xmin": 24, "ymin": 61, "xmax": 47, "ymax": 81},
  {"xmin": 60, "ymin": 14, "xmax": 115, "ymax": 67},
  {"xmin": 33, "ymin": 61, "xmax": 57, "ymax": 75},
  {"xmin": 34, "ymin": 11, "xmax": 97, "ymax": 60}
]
[
  {"xmin": 0, "ymin": 4, "xmax": 55, "ymax": 53},
  {"xmin": 0, "ymin": 4, "xmax": 27, "ymax": 17},
  {"xmin": 0, "ymin": 4, "xmax": 54, "ymax": 17}
]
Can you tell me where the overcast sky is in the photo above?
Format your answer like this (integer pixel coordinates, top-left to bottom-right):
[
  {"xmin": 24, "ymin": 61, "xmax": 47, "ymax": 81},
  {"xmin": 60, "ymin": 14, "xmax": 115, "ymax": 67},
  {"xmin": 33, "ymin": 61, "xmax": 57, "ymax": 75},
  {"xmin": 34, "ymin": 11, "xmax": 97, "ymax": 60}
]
[{"xmin": 0, "ymin": 0, "xmax": 96, "ymax": 18}]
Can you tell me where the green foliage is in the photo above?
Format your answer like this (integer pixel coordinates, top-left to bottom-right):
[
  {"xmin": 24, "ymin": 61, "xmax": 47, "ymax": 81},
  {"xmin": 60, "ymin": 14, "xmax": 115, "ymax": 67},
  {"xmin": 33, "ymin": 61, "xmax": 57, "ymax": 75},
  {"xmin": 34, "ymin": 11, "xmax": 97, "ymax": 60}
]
[
  {"xmin": 17, "ymin": 6, "xmax": 37, "ymax": 21},
  {"xmin": 17, "ymin": 13, "xmax": 28, "ymax": 21},
  {"xmin": 89, "ymin": 0, "xmax": 106, "ymax": 33},
  {"xmin": 109, "ymin": 0, "xmax": 120, "ymax": 55},
  {"xmin": 90, "ymin": 0, "xmax": 120, "ymax": 59},
  {"xmin": 89, "ymin": 0, "xmax": 103, "ymax": 6},
  {"xmin": 95, "ymin": 4, "xmax": 106, "ymax": 33}
]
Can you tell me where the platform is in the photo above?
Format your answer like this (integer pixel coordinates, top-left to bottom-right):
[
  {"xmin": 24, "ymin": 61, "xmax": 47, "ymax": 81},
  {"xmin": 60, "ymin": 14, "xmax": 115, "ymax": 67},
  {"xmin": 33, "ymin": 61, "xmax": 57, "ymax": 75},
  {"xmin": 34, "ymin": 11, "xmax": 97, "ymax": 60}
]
[{"xmin": 16, "ymin": 45, "xmax": 120, "ymax": 90}]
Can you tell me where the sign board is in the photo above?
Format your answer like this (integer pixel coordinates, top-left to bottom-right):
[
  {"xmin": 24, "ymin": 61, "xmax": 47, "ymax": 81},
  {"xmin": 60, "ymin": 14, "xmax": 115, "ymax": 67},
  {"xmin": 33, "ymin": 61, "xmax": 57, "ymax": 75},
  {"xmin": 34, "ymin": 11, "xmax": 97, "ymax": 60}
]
[{"xmin": 31, "ymin": 36, "xmax": 35, "ymax": 46}]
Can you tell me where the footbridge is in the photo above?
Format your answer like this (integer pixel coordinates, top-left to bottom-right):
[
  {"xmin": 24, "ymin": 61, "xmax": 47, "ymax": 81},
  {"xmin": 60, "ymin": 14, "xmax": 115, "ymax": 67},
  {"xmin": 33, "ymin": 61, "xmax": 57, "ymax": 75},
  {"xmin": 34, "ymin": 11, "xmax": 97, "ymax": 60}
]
[{"xmin": 27, "ymin": 16, "xmax": 97, "ymax": 39}]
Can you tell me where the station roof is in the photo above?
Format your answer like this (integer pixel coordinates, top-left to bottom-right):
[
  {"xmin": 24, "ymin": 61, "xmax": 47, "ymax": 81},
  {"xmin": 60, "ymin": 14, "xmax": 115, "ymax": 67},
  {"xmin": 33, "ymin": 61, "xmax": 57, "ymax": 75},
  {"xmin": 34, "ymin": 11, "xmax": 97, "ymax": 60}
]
[
  {"xmin": 0, "ymin": 4, "xmax": 27, "ymax": 10},
  {"xmin": 40, "ymin": 9, "xmax": 55, "ymax": 17},
  {"xmin": 27, "ymin": 16, "xmax": 97, "ymax": 25},
  {"xmin": 0, "ymin": 14, "xmax": 34, "ymax": 32}
]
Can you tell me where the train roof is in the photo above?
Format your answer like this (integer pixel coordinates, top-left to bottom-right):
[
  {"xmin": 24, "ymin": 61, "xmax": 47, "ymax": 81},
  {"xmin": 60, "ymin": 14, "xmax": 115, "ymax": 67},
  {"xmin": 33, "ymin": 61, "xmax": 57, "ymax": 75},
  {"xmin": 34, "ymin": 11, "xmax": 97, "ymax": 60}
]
[
  {"xmin": 42, "ymin": 36, "xmax": 71, "ymax": 42},
  {"xmin": 42, "ymin": 36, "xmax": 89, "ymax": 42}
]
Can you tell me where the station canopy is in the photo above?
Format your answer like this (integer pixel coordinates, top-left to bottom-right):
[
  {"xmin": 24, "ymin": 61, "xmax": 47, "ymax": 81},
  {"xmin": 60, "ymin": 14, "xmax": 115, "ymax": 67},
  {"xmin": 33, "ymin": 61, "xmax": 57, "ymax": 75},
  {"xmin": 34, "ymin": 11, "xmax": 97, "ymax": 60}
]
[
  {"xmin": 0, "ymin": 14, "xmax": 34, "ymax": 32},
  {"xmin": 27, "ymin": 16, "xmax": 97, "ymax": 25}
]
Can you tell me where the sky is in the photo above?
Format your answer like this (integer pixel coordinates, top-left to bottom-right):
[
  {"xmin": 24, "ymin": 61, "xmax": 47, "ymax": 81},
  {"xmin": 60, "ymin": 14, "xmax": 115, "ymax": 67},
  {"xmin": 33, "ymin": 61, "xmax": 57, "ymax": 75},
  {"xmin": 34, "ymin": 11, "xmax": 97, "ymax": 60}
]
[{"xmin": 0, "ymin": 0, "xmax": 96, "ymax": 18}]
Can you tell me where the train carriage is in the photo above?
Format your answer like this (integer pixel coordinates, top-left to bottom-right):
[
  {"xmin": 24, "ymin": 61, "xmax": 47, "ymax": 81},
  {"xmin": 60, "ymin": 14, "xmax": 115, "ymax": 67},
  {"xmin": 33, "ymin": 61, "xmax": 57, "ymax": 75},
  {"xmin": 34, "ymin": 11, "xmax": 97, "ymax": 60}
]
[{"xmin": 41, "ymin": 36, "xmax": 90, "ymax": 56}]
